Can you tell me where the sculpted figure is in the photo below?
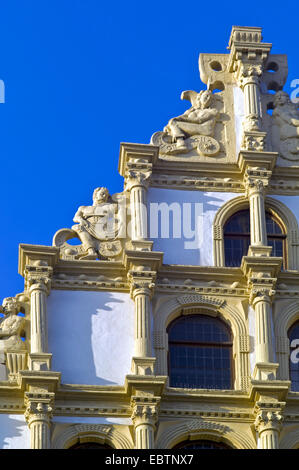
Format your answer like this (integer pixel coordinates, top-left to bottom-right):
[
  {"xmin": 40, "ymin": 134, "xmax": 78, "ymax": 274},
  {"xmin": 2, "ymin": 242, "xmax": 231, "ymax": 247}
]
[
  {"xmin": 273, "ymin": 91, "xmax": 299, "ymax": 158},
  {"xmin": 0, "ymin": 297, "xmax": 25, "ymax": 354},
  {"xmin": 72, "ymin": 187, "xmax": 118, "ymax": 260},
  {"xmin": 164, "ymin": 90, "xmax": 219, "ymax": 149}
]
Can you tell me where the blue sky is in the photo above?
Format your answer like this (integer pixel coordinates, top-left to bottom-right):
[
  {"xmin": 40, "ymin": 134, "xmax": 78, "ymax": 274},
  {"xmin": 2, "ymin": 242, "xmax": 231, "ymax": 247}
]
[{"xmin": 0, "ymin": 0, "xmax": 298, "ymax": 301}]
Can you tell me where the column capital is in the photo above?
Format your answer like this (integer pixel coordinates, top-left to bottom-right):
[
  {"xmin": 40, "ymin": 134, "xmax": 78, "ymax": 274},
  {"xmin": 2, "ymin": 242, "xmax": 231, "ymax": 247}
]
[
  {"xmin": 24, "ymin": 392, "xmax": 54, "ymax": 427},
  {"xmin": 254, "ymin": 402, "xmax": 284, "ymax": 434},
  {"xmin": 124, "ymin": 170, "xmax": 152, "ymax": 192},
  {"xmin": 131, "ymin": 396, "xmax": 160, "ymax": 428},
  {"xmin": 244, "ymin": 169, "xmax": 272, "ymax": 198},
  {"xmin": 25, "ymin": 264, "xmax": 53, "ymax": 294},
  {"xmin": 128, "ymin": 270, "xmax": 156, "ymax": 299},
  {"xmin": 249, "ymin": 281, "xmax": 277, "ymax": 306}
]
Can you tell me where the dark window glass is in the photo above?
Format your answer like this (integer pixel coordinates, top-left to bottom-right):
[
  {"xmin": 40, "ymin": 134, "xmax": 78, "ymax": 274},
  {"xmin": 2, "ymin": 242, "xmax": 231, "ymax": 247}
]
[
  {"xmin": 70, "ymin": 442, "xmax": 112, "ymax": 449},
  {"xmin": 168, "ymin": 315, "xmax": 233, "ymax": 390},
  {"xmin": 174, "ymin": 439, "xmax": 232, "ymax": 449},
  {"xmin": 289, "ymin": 322, "xmax": 299, "ymax": 392},
  {"xmin": 224, "ymin": 210, "xmax": 286, "ymax": 267}
]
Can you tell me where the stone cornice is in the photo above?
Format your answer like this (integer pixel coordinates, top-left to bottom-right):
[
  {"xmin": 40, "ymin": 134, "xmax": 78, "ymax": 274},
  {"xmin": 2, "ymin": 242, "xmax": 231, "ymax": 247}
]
[
  {"xmin": 18, "ymin": 244, "xmax": 59, "ymax": 277},
  {"xmin": 118, "ymin": 142, "xmax": 159, "ymax": 178}
]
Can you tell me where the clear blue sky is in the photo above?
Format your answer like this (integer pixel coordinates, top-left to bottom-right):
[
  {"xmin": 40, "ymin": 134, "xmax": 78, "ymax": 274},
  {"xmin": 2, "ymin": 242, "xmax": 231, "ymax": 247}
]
[{"xmin": 0, "ymin": 0, "xmax": 298, "ymax": 301}]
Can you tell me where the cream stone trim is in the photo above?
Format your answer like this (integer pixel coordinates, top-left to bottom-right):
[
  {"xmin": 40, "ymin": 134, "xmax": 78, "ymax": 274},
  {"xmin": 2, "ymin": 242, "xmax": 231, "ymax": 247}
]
[
  {"xmin": 52, "ymin": 423, "xmax": 133, "ymax": 449},
  {"xmin": 156, "ymin": 419, "xmax": 255, "ymax": 449},
  {"xmin": 274, "ymin": 301, "xmax": 299, "ymax": 381},
  {"xmin": 213, "ymin": 195, "xmax": 299, "ymax": 270},
  {"xmin": 153, "ymin": 294, "xmax": 250, "ymax": 391}
]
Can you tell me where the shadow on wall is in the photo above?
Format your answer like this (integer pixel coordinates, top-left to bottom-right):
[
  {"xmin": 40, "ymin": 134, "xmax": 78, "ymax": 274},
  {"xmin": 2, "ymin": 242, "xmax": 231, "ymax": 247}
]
[
  {"xmin": 48, "ymin": 290, "xmax": 134, "ymax": 386},
  {"xmin": 0, "ymin": 415, "xmax": 30, "ymax": 449}
]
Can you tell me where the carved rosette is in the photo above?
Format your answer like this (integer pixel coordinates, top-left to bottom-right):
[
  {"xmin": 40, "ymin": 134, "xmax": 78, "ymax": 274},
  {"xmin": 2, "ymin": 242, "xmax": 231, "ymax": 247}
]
[{"xmin": 242, "ymin": 131, "xmax": 266, "ymax": 151}]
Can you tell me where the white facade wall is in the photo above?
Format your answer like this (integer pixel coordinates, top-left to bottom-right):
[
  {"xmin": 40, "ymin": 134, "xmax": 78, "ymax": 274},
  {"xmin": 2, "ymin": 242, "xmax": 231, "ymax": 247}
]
[
  {"xmin": 147, "ymin": 188, "xmax": 238, "ymax": 266},
  {"xmin": 273, "ymin": 195, "xmax": 299, "ymax": 226},
  {"xmin": 0, "ymin": 415, "xmax": 30, "ymax": 449},
  {"xmin": 48, "ymin": 291, "xmax": 135, "ymax": 386}
]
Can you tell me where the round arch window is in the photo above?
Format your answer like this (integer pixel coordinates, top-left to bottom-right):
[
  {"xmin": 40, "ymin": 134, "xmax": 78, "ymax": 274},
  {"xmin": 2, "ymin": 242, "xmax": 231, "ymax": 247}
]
[
  {"xmin": 69, "ymin": 442, "xmax": 112, "ymax": 449},
  {"xmin": 223, "ymin": 209, "xmax": 286, "ymax": 267},
  {"xmin": 167, "ymin": 315, "xmax": 233, "ymax": 390},
  {"xmin": 173, "ymin": 439, "xmax": 232, "ymax": 449}
]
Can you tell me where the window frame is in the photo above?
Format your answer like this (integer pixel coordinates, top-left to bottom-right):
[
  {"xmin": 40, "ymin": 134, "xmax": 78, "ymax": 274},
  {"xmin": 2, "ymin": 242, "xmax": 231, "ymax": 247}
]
[{"xmin": 167, "ymin": 314, "xmax": 234, "ymax": 390}]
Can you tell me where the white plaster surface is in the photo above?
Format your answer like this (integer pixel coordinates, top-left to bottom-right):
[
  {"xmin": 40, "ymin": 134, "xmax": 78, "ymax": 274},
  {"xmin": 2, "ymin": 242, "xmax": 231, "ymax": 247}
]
[
  {"xmin": 233, "ymin": 86, "xmax": 244, "ymax": 154},
  {"xmin": 272, "ymin": 195, "xmax": 299, "ymax": 226},
  {"xmin": 0, "ymin": 414, "xmax": 30, "ymax": 449},
  {"xmin": 147, "ymin": 188, "xmax": 238, "ymax": 265},
  {"xmin": 48, "ymin": 291, "xmax": 135, "ymax": 386}
]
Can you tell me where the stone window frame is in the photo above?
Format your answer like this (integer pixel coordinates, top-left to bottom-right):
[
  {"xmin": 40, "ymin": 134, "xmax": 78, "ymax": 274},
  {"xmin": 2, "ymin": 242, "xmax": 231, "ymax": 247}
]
[
  {"xmin": 274, "ymin": 301, "xmax": 299, "ymax": 384},
  {"xmin": 52, "ymin": 423, "xmax": 132, "ymax": 449},
  {"xmin": 213, "ymin": 195, "xmax": 299, "ymax": 270},
  {"xmin": 153, "ymin": 294, "xmax": 251, "ymax": 391},
  {"xmin": 155, "ymin": 418, "xmax": 255, "ymax": 449}
]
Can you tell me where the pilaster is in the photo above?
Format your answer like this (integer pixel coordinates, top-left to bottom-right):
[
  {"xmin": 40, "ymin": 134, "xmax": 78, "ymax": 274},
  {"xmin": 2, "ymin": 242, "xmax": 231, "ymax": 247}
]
[
  {"xmin": 25, "ymin": 392, "xmax": 54, "ymax": 449},
  {"xmin": 131, "ymin": 396, "xmax": 160, "ymax": 449}
]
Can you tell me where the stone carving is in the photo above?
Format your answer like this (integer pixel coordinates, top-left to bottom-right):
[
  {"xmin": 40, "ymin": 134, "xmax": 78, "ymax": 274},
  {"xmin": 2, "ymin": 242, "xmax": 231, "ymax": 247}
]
[
  {"xmin": 0, "ymin": 297, "xmax": 25, "ymax": 353},
  {"xmin": 151, "ymin": 90, "xmax": 220, "ymax": 156},
  {"xmin": 53, "ymin": 187, "xmax": 124, "ymax": 261},
  {"xmin": 273, "ymin": 91, "xmax": 299, "ymax": 160}
]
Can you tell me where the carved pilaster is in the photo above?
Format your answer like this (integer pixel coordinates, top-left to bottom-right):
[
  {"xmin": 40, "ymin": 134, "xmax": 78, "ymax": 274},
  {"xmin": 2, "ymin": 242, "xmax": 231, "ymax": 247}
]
[
  {"xmin": 125, "ymin": 170, "xmax": 151, "ymax": 243},
  {"xmin": 244, "ymin": 170, "xmax": 273, "ymax": 257},
  {"xmin": 128, "ymin": 270, "xmax": 156, "ymax": 374},
  {"xmin": 25, "ymin": 263, "xmax": 53, "ymax": 369},
  {"xmin": 25, "ymin": 392, "xmax": 54, "ymax": 449},
  {"xmin": 254, "ymin": 402, "xmax": 284, "ymax": 449},
  {"xmin": 131, "ymin": 396, "xmax": 160, "ymax": 449},
  {"xmin": 228, "ymin": 26, "xmax": 271, "ymax": 137}
]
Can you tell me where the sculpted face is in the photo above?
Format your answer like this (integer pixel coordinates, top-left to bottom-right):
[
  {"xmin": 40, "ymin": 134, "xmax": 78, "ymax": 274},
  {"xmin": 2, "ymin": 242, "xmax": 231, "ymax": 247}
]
[
  {"xmin": 2, "ymin": 297, "xmax": 17, "ymax": 315},
  {"xmin": 196, "ymin": 90, "xmax": 212, "ymax": 109},
  {"xmin": 274, "ymin": 91, "xmax": 289, "ymax": 107},
  {"xmin": 93, "ymin": 187, "xmax": 109, "ymax": 205}
]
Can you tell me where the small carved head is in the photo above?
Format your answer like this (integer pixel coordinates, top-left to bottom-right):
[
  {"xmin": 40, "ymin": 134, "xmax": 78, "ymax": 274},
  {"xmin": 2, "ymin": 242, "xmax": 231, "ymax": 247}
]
[
  {"xmin": 274, "ymin": 91, "xmax": 290, "ymax": 108},
  {"xmin": 92, "ymin": 187, "xmax": 109, "ymax": 205},
  {"xmin": 196, "ymin": 90, "xmax": 212, "ymax": 109},
  {"xmin": 2, "ymin": 297, "xmax": 18, "ymax": 316}
]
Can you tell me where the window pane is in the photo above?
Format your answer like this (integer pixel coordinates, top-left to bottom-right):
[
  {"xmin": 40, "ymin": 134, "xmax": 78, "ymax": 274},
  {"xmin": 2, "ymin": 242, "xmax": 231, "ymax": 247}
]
[
  {"xmin": 174, "ymin": 440, "xmax": 231, "ymax": 449},
  {"xmin": 224, "ymin": 210, "xmax": 250, "ymax": 234},
  {"xmin": 224, "ymin": 210, "xmax": 286, "ymax": 268},
  {"xmin": 266, "ymin": 213, "xmax": 283, "ymax": 235},
  {"xmin": 169, "ymin": 315, "xmax": 231, "ymax": 343},
  {"xmin": 168, "ymin": 315, "xmax": 233, "ymax": 390}
]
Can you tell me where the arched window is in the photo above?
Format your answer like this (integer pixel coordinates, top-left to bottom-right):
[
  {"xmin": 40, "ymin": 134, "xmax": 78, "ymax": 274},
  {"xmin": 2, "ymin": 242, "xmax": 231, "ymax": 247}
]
[
  {"xmin": 288, "ymin": 321, "xmax": 299, "ymax": 392},
  {"xmin": 224, "ymin": 210, "xmax": 286, "ymax": 267},
  {"xmin": 70, "ymin": 442, "xmax": 112, "ymax": 449},
  {"xmin": 174, "ymin": 439, "xmax": 232, "ymax": 449},
  {"xmin": 167, "ymin": 315, "xmax": 233, "ymax": 390}
]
